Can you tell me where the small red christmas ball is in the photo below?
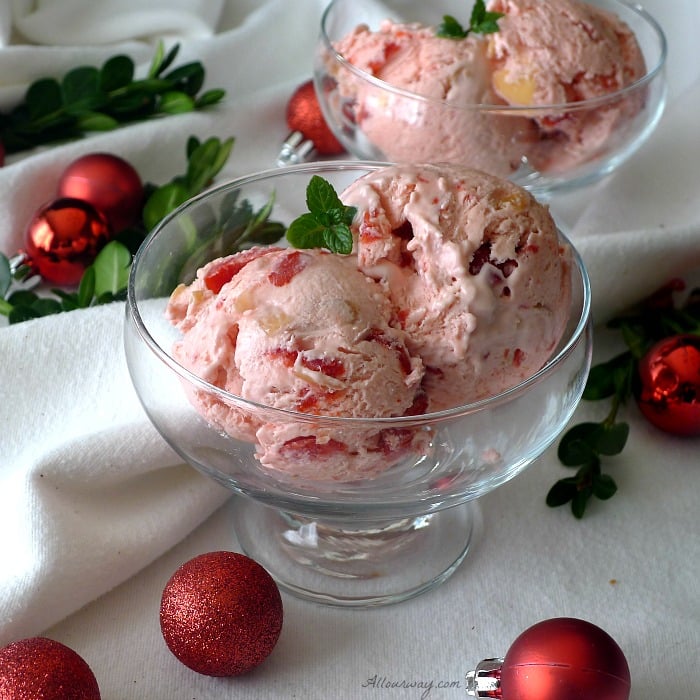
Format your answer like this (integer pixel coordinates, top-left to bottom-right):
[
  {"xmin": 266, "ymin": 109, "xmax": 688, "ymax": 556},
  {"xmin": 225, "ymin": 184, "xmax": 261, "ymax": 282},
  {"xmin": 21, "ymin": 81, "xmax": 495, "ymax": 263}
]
[
  {"xmin": 0, "ymin": 637, "xmax": 101, "ymax": 699},
  {"xmin": 160, "ymin": 551, "xmax": 283, "ymax": 677},
  {"xmin": 501, "ymin": 618, "xmax": 631, "ymax": 700},
  {"xmin": 286, "ymin": 80, "xmax": 345, "ymax": 155},
  {"xmin": 637, "ymin": 334, "xmax": 700, "ymax": 436},
  {"xmin": 57, "ymin": 153, "xmax": 144, "ymax": 232},
  {"xmin": 24, "ymin": 197, "xmax": 111, "ymax": 285}
]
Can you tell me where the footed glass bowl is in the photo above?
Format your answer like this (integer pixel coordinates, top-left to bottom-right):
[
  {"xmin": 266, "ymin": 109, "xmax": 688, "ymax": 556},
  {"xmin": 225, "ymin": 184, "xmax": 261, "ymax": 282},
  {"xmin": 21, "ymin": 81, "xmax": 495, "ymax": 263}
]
[
  {"xmin": 124, "ymin": 162, "xmax": 592, "ymax": 607},
  {"xmin": 314, "ymin": 0, "xmax": 666, "ymax": 197}
]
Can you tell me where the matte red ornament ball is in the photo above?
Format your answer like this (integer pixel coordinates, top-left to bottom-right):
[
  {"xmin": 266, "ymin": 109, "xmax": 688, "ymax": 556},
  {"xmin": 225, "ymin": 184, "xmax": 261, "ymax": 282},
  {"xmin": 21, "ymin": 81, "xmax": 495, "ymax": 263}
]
[
  {"xmin": 637, "ymin": 334, "xmax": 700, "ymax": 436},
  {"xmin": 24, "ymin": 197, "xmax": 111, "ymax": 286},
  {"xmin": 57, "ymin": 152, "xmax": 144, "ymax": 232},
  {"xmin": 160, "ymin": 551, "xmax": 283, "ymax": 677},
  {"xmin": 0, "ymin": 637, "xmax": 101, "ymax": 699},
  {"xmin": 500, "ymin": 618, "xmax": 631, "ymax": 700},
  {"xmin": 286, "ymin": 80, "xmax": 345, "ymax": 155}
]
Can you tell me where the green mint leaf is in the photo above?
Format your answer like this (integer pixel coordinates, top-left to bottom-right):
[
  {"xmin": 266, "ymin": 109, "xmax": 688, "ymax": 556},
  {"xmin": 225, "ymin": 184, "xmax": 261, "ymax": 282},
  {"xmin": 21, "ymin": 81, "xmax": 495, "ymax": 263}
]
[
  {"xmin": 436, "ymin": 15, "xmax": 468, "ymax": 39},
  {"xmin": 324, "ymin": 224, "xmax": 354, "ymax": 255},
  {"xmin": 286, "ymin": 213, "xmax": 327, "ymax": 249},
  {"xmin": 306, "ymin": 175, "xmax": 344, "ymax": 216},
  {"xmin": 286, "ymin": 177, "xmax": 356, "ymax": 254},
  {"xmin": 470, "ymin": 0, "xmax": 504, "ymax": 34},
  {"xmin": 91, "ymin": 241, "xmax": 132, "ymax": 298},
  {"xmin": 165, "ymin": 62, "xmax": 205, "ymax": 96},
  {"xmin": 582, "ymin": 352, "xmax": 632, "ymax": 400}
]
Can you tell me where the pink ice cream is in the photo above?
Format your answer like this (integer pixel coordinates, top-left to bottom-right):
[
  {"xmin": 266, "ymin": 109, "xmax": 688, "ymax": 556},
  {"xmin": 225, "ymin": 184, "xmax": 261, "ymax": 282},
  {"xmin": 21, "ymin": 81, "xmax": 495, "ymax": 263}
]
[
  {"xmin": 341, "ymin": 163, "xmax": 571, "ymax": 411},
  {"xmin": 486, "ymin": 0, "xmax": 647, "ymax": 172},
  {"xmin": 166, "ymin": 246, "xmax": 426, "ymax": 481},
  {"xmin": 329, "ymin": 20, "xmax": 531, "ymax": 177}
]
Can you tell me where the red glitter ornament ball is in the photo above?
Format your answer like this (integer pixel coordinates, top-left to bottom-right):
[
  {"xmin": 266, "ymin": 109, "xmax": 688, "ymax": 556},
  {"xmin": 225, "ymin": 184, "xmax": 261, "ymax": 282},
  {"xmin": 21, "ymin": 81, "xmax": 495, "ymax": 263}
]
[
  {"xmin": 637, "ymin": 334, "xmax": 700, "ymax": 436},
  {"xmin": 500, "ymin": 618, "xmax": 631, "ymax": 700},
  {"xmin": 57, "ymin": 152, "xmax": 144, "ymax": 232},
  {"xmin": 0, "ymin": 637, "xmax": 101, "ymax": 699},
  {"xmin": 160, "ymin": 551, "xmax": 283, "ymax": 677},
  {"xmin": 24, "ymin": 197, "xmax": 111, "ymax": 285},
  {"xmin": 286, "ymin": 80, "xmax": 345, "ymax": 155}
]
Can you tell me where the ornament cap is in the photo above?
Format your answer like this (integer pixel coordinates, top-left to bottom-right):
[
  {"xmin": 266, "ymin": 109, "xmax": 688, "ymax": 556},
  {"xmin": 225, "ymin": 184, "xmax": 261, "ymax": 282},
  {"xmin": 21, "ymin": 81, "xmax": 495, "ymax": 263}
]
[
  {"xmin": 277, "ymin": 131, "xmax": 315, "ymax": 167},
  {"xmin": 466, "ymin": 657, "xmax": 503, "ymax": 697}
]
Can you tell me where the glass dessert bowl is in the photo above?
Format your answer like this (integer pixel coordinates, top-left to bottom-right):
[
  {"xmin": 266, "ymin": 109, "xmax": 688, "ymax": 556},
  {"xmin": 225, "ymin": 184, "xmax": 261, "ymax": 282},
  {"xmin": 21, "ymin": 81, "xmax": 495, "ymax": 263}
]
[
  {"xmin": 314, "ymin": 0, "xmax": 667, "ymax": 197},
  {"xmin": 124, "ymin": 161, "xmax": 592, "ymax": 607}
]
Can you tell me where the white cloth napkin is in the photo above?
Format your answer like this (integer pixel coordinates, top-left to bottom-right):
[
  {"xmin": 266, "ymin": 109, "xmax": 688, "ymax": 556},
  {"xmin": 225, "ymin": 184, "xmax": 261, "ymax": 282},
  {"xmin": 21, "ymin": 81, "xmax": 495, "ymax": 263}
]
[{"xmin": 0, "ymin": 0, "xmax": 698, "ymax": 673}]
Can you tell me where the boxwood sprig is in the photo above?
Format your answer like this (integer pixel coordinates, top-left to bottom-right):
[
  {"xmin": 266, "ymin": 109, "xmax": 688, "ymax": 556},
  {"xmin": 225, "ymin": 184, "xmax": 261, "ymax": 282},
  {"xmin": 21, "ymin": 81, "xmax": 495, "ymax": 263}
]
[
  {"xmin": 548, "ymin": 281, "xmax": 700, "ymax": 518},
  {"xmin": 0, "ymin": 42, "xmax": 225, "ymax": 155}
]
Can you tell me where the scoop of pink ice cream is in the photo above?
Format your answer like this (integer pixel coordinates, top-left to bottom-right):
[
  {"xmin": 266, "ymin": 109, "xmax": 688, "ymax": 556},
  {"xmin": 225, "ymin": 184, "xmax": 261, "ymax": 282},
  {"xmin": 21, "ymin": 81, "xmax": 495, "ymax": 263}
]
[
  {"xmin": 330, "ymin": 20, "xmax": 531, "ymax": 177},
  {"xmin": 486, "ymin": 0, "xmax": 647, "ymax": 172},
  {"xmin": 166, "ymin": 246, "xmax": 426, "ymax": 481},
  {"xmin": 341, "ymin": 163, "xmax": 571, "ymax": 411}
]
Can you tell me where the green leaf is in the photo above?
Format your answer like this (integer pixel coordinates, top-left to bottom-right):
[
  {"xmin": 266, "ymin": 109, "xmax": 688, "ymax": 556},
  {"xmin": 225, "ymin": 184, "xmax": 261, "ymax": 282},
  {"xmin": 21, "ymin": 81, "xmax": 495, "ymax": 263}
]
[
  {"xmin": 546, "ymin": 478, "xmax": 577, "ymax": 507},
  {"xmin": 159, "ymin": 91, "xmax": 195, "ymax": 114},
  {"xmin": 470, "ymin": 0, "xmax": 504, "ymax": 34},
  {"xmin": 9, "ymin": 305, "xmax": 41, "ymax": 324},
  {"xmin": 306, "ymin": 175, "xmax": 343, "ymax": 215},
  {"xmin": 571, "ymin": 489, "xmax": 591, "ymax": 519},
  {"xmin": 0, "ymin": 254, "xmax": 12, "ymax": 297},
  {"xmin": 582, "ymin": 352, "xmax": 632, "ymax": 400},
  {"xmin": 557, "ymin": 422, "xmax": 599, "ymax": 466},
  {"xmin": 436, "ymin": 15, "xmax": 468, "ymax": 39},
  {"xmin": 62, "ymin": 67, "xmax": 103, "ymax": 112},
  {"xmin": 148, "ymin": 41, "xmax": 166, "ymax": 78},
  {"xmin": 323, "ymin": 224, "xmax": 353, "ymax": 255},
  {"xmin": 101, "ymin": 55, "xmax": 134, "ymax": 92},
  {"xmin": 30, "ymin": 297, "xmax": 63, "ymax": 316},
  {"xmin": 25, "ymin": 78, "xmax": 63, "ymax": 120},
  {"xmin": 591, "ymin": 422, "xmax": 629, "ymax": 456},
  {"xmin": 77, "ymin": 266, "xmax": 96, "ymax": 307},
  {"xmin": 143, "ymin": 181, "xmax": 190, "ymax": 232},
  {"xmin": 91, "ymin": 241, "xmax": 132, "ymax": 298},
  {"xmin": 286, "ymin": 213, "xmax": 326, "ymax": 249},
  {"xmin": 165, "ymin": 63, "xmax": 205, "ymax": 96},
  {"xmin": 593, "ymin": 473, "xmax": 618, "ymax": 500},
  {"xmin": 195, "ymin": 89, "xmax": 226, "ymax": 109},
  {"xmin": 76, "ymin": 111, "xmax": 119, "ymax": 132}
]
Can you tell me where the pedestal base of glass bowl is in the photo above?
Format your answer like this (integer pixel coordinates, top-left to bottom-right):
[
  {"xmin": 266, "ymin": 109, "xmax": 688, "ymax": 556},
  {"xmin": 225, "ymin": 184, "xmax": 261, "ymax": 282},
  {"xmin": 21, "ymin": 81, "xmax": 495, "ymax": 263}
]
[{"xmin": 232, "ymin": 496, "xmax": 477, "ymax": 608}]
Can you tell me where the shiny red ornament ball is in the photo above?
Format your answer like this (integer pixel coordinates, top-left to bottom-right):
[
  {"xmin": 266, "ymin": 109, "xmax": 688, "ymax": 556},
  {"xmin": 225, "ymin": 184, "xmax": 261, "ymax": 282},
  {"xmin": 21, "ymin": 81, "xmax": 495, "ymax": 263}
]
[
  {"xmin": 57, "ymin": 152, "xmax": 144, "ymax": 232},
  {"xmin": 500, "ymin": 618, "xmax": 631, "ymax": 700},
  {"xmin": 637, "ymin": 334, "xmax": 700, "ymax": 436},
  {"xmin": 160, "ymin": 551, "xmax": 283, "ymax": 677},
  {"xmin": 286, "ymin": 80, "xmax": 345, "ymax": 155},
  {"xmin": 0, "ymin": 637, "xmax": 101, "ymax": 699},
  {"xmin": 24, "ymin": 197, "xmax": 111, "ymax": 286}
]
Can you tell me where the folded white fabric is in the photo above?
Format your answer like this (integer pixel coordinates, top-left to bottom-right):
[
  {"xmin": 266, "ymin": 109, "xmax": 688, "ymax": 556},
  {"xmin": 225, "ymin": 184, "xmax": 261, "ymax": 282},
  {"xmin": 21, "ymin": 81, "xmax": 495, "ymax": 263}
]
[{"xmin": 0, "ymin": 0, "xmax": 699, "ymax": 649}]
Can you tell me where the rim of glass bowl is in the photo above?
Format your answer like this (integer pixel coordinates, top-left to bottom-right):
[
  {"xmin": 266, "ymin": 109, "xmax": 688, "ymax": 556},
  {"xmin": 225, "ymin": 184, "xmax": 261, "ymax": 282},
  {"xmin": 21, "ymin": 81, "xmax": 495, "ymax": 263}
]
[
  {"xmin": 127, "ymin": 160, "xmax": 592, "ymax": 429},
  {"xmin": 319, "ymin": 0, "xmax": 667, "ymax": 115}
]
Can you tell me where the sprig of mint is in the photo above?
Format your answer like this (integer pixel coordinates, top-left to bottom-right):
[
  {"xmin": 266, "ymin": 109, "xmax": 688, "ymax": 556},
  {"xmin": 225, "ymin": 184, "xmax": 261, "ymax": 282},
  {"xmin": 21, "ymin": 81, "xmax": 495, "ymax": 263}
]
[
  {"xmin": 548, "ymin": 281, "xmax": 700, "ymax": 518},
  {"xmin": 0, "ymin": 42, "xmax": 225, "ymax": 155},
  {"xmin": 0, "ymin": 135, "xmax": 234, "ymax": 324},
  {"xmin": 436, "ymin": 0, "xmax": 504, "ymax": 39},
  {"xmin": 285, "ymin": 175, "xmax": 356, "ymax": 255}
]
